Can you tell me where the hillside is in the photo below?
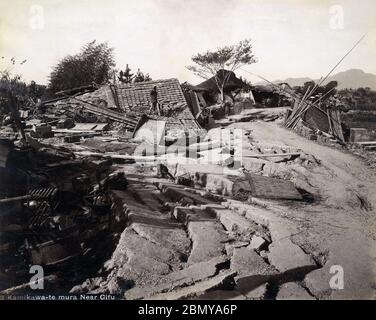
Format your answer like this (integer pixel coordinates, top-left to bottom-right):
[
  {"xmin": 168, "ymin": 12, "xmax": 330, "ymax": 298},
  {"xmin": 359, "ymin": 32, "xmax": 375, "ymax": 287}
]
[
  {"xmin": 326, "ymin": 69, "xmax": 376, "ymax": 90},
  {"xmin": 255, "ymin": 69, "xmax": 376, "ymax": 90}
]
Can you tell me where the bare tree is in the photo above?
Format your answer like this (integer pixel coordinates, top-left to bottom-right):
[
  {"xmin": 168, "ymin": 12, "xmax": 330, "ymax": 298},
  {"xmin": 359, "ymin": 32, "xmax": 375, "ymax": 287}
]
[{"xmin": 187, "ymin": 39, "xmax": 257, "ymax": 102}]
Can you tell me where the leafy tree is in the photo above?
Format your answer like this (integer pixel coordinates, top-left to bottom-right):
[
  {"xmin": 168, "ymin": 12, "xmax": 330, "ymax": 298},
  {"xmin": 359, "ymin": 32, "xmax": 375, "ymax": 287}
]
[
  {"xmin": 0, "ymin": 68, "xmax": 28, "ymax": 138},
  {"xmin": 118, "ymin": 64, "xmax": 134, "ymax": 83},
  {"xmin": 324, "ymin": 81, "xmax": 338, "ymax": 92},
  {"xmin": 28, "ymin": 80, "xmax": 46, "ymax": 101},
  {"xmin": 1, "ymin": 57, "xmax": 46, "ymax": 107},
  {"xmin": 187, "ymin": 39, "xmax": 257, "ymax": 102},
  {"xmin": 338, "ymin": 87, "xmax": 376, "ymax": 111},
  {"xmin": 238, "ymin": 76, "xmax": 252, "ymax": 90},
  {"xmin": 118, "ymin": 65, "xmax": 152, "ymax": 83},
  {"xmin": 134, "ymin": 69, "xmax": 152, "ymax": 83},
  {"xmin": 302, "ymin": 81, "xmax": 315, "ymax": 94},
  {"xmin": 48, "ymin": 40, "xmax": 115, "ymax": 93}
]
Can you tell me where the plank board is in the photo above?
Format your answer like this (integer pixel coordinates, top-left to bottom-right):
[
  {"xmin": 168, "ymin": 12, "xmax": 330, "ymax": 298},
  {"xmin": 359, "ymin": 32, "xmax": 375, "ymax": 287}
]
[
  {"xmin": 241, "ymin": 152, "xmax": 301, "ymax": 158},
  {"xmin": 247, "ymin": 174, "xmax": 302, "ymax": 200},
  {"xmin": 189, "ymin": 91, "xmax": 201, "ymax": 118},
  {"xmin": 355, "ymin": 141, "xmax": 376, "ymax": 145},
  {"xmin": 329, "ymin": 109, "xmax": 345, "ymax": 142}
]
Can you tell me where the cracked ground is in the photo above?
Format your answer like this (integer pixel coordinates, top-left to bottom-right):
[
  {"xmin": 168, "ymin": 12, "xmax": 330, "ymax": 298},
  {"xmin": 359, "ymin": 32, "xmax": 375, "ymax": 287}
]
[{"xmin": 68, "ymin": 119, "xmax": 376, "ymax": 300}]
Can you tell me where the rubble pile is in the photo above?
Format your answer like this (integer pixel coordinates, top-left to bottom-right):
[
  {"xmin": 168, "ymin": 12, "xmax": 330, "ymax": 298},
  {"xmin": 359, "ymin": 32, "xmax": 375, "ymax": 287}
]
[
  {"xmin": 1, "ymin": 73, "xmax": 373, "ymax": 300},
  {"xmin": 0, "ymin": 138, "xmax": 129, "ymax": 294},
  {"xmin": 284, "ymin": 94, "xmax": 345, "ymax": 145},
  {"xmin": 69, "ymin": 177, "xmax": 320, "ymax": 300}
]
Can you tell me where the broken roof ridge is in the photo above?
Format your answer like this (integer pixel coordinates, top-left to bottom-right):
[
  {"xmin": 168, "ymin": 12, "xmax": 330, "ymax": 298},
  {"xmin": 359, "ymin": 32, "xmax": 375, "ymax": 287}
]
[{"xmin": 117, "ymin": 78, "xmax": 181, "ymax": 88}]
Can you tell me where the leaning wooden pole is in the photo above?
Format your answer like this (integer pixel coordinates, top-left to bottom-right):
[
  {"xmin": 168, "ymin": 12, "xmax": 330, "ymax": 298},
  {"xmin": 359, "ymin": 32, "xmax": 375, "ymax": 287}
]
[{"xmin": 312, "ymin": 33, "xmax": 367, "ymax": 95}]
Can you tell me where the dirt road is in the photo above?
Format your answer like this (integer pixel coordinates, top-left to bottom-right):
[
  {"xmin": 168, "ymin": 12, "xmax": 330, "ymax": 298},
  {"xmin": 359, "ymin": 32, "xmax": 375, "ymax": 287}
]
[{"xmin": 228, "ymin": 119, "xmax": 376, "ymax": 299}]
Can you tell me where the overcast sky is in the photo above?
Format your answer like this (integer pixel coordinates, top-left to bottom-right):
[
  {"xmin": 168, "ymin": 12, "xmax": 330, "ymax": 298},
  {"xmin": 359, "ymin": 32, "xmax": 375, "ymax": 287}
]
[{"xmin": 1, "ymin": 0, "xmax": 375, "ymax": 85}]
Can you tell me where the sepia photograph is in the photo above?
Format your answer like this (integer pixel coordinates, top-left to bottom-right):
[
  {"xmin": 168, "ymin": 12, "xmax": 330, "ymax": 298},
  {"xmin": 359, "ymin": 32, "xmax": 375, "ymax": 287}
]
[{"xmin": 0, "ymin": 0, "xmax": 375, "ymax": 308}]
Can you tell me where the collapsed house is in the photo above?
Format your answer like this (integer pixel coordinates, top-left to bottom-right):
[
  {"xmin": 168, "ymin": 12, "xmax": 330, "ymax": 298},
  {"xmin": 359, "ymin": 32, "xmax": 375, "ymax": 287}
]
[
  {"xmin": 251, "ymin": 84, "xmax": 292, "ymax": 108},
  {"xmin": 27, "ymin": 78, "xmax": 205, "ymax": 145},
  {"xmin": 182, "ymin": 71, "xmax": 292, "ymax": 125},
  {"xmin": 0, "ymin": 73, "xmax": 313, "ymax": 296},
  {"xmin": 284, "ymin": 92, "xmax": 346, "ymax": 144},
  {"xmin": 182, "ymin": 70, "xmax": 256, "ymax": 121},
  {"xmin": 3, "ymin": 66, "xmax": 373, "ymax": 299},
  {"xmin": 195, "ymin": 70, "xmax": 247, "ymax": 100},
  {"xmin": 0, "ymin": 137, "xmax": 131, "ymax": 292}
]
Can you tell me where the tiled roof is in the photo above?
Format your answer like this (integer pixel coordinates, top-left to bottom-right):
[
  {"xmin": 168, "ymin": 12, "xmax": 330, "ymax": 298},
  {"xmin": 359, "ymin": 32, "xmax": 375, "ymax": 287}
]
[
  {"xmin": 45, "ymin": 79, "xmax": 194, "ymax": 122},
  {"xmin": 116, "ymin": 78, "xmax": 187, "ymax": 113},
  {"xmin": 197, "ymin": 70, "xmax": 246, "ymax": 92}
]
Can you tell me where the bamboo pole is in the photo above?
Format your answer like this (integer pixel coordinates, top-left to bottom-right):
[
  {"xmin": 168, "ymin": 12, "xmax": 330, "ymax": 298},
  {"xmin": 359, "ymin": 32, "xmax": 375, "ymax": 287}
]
[
  {"xmin": 285, "ymin": 86, "xmax": 338, "ymax": 128},
  {"xmin": 311, "ymin": 33, "xmax": 367, "ymax": 95}
]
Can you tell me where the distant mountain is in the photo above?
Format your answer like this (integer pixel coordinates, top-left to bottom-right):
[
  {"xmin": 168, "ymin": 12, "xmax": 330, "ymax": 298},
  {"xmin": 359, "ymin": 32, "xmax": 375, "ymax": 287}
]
[
  {"xmin": 257, "ymin": 77, "xmax": 313, "ymax": 88},
  {"xmin": 325, "ymin": 69, "xmax": 376, "ymax": 90},
  {"xmin": 255, "ymin": 69, "xmax": 376, "ymax": 90}
]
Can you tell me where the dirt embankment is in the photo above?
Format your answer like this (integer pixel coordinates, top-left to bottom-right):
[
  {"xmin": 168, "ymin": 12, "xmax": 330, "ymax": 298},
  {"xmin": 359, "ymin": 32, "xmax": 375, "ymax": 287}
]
[{"xmin": 228, "ymin": 120, "xmax": 376, "ymax": 299}]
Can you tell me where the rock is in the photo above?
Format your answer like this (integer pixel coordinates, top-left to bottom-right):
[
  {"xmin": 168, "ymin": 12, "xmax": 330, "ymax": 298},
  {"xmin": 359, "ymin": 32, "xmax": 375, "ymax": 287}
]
[
  {"xmin": 303, "ymin": 265, "xmax": 334, "ymax": 300},
  {"xmin": 303, "ymin": 237, "xmax": 376, "ymax": 300},
  {"xmin": 193, "ymin": 289, "xmax": 246, "ymax": 300},
  {"xmin": 268, "ymin": 221, "xmax": 296, "ymax": 242},
  {"xmin": 230, "ymin": 247, "xmax": 277, "ymax": 298},
  {"xmin": 268, "ymin": 239, "xmax": 317, "ymax": 272},
  {"xmin": 127, "ymin": 255, "xmax": 172, "ymax": 275},
  {"xmin": 230, "ymin": 247, "xmax": 277, "ymax": 297},
  {"xmin": 225, "ymin": 241, "xmax": 249, "ymax": 255},
  {"xmin": 148, "ymin": 271, "xmax": 236, "ymax": 300},
  {"xmin": 200, "ymin": 170, "xmax": 258, "ymax": 199},
  {"xmin": 228, "ymin": 201, "xmax": 272, "ymax": 226},
  {"xmin": 169, "ymin": 255, "xmax": 228, "ymax": 283},
  {"xmin": 124, "ymin": 256, "xmax": 229, "ymax": 299},
  {"xmin": 106, "ymin": 228, "xmax": 181, "ymax": 271},
  {"xmin": 244, "ymin": 283, "xmax": 268, "ymax": 300},
  {"xmin": 249, "ymin": 235, "xmax": 267, "ymax": 251},
  {"xmin": 187, "ymin": 221, "xmax": 227, "ymax": 264},
  {"xmin": 276, "ymin": 282, "xmax": 315, "ymax": 300},
  {"xmin": 131, "ymin": 222, "xmax": 190, "ymax": 255},
  {"xmin": 241, "ymin": 158, "xmax": 266, "ymax": 174},
  {"xmin": 211, "ymin": 207, "xmax": 255, "ymax": 234},
  {"xmin": 261, "ymin": 163, "xmax": 286, "ymax": 177},
  {"xmin": 205, "ymin": 174, "xmax": 237, "ymax": 196},
  {"xmin": 231, "ymin": 247, "xmax": 277, "ymax": 279},
  {"xmin": 173, "ymin": 206, "xmax": 214, "ymax": 224},
  {"xmin": 106, "ymin": 277, "xmax": 134, "ymax": 295},
  {"xmin": 174, "ymin": 163, "xmax": 241, "ymax": 188},
  {"xmin": 69, "ymin": 277, "xmax": 105, "ymax": 294}
]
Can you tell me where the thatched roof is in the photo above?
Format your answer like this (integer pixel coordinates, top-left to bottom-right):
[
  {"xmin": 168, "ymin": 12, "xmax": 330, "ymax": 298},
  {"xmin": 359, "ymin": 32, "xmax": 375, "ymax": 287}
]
[{"xmin": 196, "ymin": 70, "xmax": 246, "ymax": 93}]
